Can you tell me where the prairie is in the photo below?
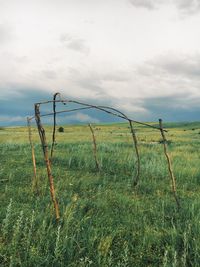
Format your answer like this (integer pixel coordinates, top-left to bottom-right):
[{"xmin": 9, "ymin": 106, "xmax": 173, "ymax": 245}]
[{"xmin": 1, "ymin": 122, "xmax": 200, "ymax": 266}]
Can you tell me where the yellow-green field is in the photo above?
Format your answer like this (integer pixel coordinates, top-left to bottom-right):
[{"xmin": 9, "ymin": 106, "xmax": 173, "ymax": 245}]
[{"xmin": 1, "ymin": 122, "xmax": 200, "ymax": 266}]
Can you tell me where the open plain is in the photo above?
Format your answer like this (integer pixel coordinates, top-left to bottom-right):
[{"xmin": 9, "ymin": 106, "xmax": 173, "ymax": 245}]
[{"xmin": 1, "ymin": 122, "xmax": 200, "ymax": 266}]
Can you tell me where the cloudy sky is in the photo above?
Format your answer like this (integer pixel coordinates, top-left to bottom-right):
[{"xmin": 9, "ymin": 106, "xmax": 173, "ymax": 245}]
[{"xmin": 1, "ymin": 0, "xmax": 200, "ymax": 125}]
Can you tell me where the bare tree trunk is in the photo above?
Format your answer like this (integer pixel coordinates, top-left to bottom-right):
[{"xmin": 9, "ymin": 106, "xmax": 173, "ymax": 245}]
[
  {"xmin": 35, "ymin": 104, "xmax": 60, "ymax": 221},
  {"xmin": 159, "ymin": 119, "xmax": 180, "ymax": 209}
]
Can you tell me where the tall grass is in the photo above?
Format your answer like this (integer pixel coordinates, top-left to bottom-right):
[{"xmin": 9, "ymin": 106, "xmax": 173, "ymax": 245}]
[{"xmin": 1, "ymin": 123, "xmax": 200, "ymax": 266}]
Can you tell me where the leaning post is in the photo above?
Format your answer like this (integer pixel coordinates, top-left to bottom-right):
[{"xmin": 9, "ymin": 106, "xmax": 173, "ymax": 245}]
[
  {"xmin": 27, "ymin": 117, "xmax": 38, "ymax": 193},
  {"xmin": 159, "ymin": 119, "xmax": 180, "ymax": 209},
  {"xmin": 35, "ymin": 104, "xmax": 60, "ymax": 221},
  {"xmin": 129, "ymin": 120, "xmax": 140, "ymax": 187},
  {"xmin": 88, "ymin": 123, "xmax": 100, "ymax": 171}
]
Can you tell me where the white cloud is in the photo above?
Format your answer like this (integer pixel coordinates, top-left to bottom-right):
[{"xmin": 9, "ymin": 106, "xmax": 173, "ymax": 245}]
[
  {"xmin": 1, "ymin": 0, "xmax": 200, "ymax": 121},
  {"xmin": 0, "ymin": 115, "xmax": 25, "ymax": 123},
  {"xmin": 62, "ymin": 112, "xmax": 99, "ymax": 123},
  {"xmin": 132, "ymin": 52, "xmax": 200, "ymax": 110},
  {"xmin": 60, "ymin": 34, "xmax": 90, "ymax": 55},
  {"xmin": 0, "ymin": 23, "xmax": 14, "ymax": 44}
]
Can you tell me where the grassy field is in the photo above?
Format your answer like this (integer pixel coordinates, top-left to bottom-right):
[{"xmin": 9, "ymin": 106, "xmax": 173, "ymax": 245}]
[{"xmin": 1, "ymin": 122, "xmax": 200, "ymax": 266}]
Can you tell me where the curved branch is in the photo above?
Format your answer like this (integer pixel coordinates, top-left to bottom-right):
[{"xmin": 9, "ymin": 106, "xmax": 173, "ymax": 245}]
[{"xmin": 34, "ymin": 98, "xmax": 167, "ymax": 132}]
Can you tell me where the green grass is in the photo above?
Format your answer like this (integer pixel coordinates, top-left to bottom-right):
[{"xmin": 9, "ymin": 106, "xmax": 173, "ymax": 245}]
[{"xmin": 1, "ymin": 122, "xmax": 200, "ymax": 266}]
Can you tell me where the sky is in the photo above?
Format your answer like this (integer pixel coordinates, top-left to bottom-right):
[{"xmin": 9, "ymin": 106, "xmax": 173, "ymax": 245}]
[{"xmin": 1, "ymin": 0, "xmax": 200, "ymax": 126}]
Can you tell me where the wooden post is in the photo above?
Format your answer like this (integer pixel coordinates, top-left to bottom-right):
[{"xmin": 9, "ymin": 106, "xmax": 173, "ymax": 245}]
[
  {"xmin": 129, "ymin": 120, "xmax": 140, "ymax": 186},
  {"xmin": 35, "ymin": 104, "xmax": 60, "ymax": 220},
  {"xmin": 50, "ymin": 92, "xmax": 60, "ymax": 161},
  {"xmin": 88, "ymin": 123, "xmax": 100, "ymax": 171},
  {"xmin": 159, "ymin": 119, "xmax": 180, "ymax": 209},
  {"xmin": 27, "ymin": 117, "xmax": 38, "ymax": 193}
]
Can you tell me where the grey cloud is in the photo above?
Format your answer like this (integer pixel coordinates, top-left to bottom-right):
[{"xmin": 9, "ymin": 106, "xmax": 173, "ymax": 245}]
[
  {"xmin": 68, "ymin": 67, "xmax": 103, "ymax": 93},
  {"xmin": 134, "ymin": 53, "xmax": 200, "ymax": 117},
  {"xmin": 1, "ymin": 85, "xmax": 200, "ymax": 126},
  {"xmin": 14, "ymin": 56, "xmax": 29, "ymax": 64},
  {"xmin": 68, "ymin": 67, "xmax": 131, "ymax": 99},
  {"xmin": 42, "ymin": 70, "xmax": 57, "ymax": 80},
  {"xmin": 66, "ymin": 68, "xmax": 149, "ymax": 119},
  {"xmin": 142, "ymin": 93, "xmax": 200, "ymax": 121},
  {"xmin": 136, "ymin": 53, "xmax": 200, "ymax": 87},
  {"xmin": 60, "ymin": 34, "xmax": 90, "ymax": 55},
  {"xmin": 102, "ymin": 71, "xmax": 131, "ymax": 82},
  {"xmin": 129, "ymin": 0, "xmax": 163, "ymax": 10},
  {"xmin": 175, "ymin": 0, "xmax": 200, "ymax": 14},
  {"xmin": 129, "ymin": 0, "xmax": 200, "ymax": 14},
  {"xmin": 67, "ymin": 64, "xmax": 198, "ymax": 120},
  {"xmin": 148, "ymin": 54, "xmax": 200, "ymax": 79},
  {"xmin": 84, "ymin": 19, "xmax": 95, "ymax": 25},
  {"xmin": 69, "ymin": 67, "xmax": 131, "ymax": 83},
  {"xmin": 2, "ymin": 52, "xmax": 200, "ymax": 126},
  {"xmin": 0, "ymin": 87, "xmax": 51, "ymax": 115},
  {"xmin": 0, "ymin": 85, "xmax": 122, "ymax": 126},
  {"xmin": 144, "ymin": 93, "xmax": 194, "ymax": 110}
]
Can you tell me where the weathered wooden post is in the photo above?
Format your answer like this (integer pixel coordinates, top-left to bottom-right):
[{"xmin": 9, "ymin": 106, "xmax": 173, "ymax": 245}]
[
  {"xmin": 159, "ymin": 119, "xmax": 180, "ymax": 209},
  {"xmin": 50, "ymin": 92, "xmax": 60, "ymax": 161},
  {"xmin": 88, "ymin": 123, "xmax": 100, "ymax": 171},
  {"xmin": 35, "ymin": 104, "xmax": 60, "ymax": 220},
  {"xmin": 129, "ymin": 120, "xmax": 140, "ymax": 186},
  {"xmin": 27, "ymin": 117, "xmax": 38, "ymax": 193}
]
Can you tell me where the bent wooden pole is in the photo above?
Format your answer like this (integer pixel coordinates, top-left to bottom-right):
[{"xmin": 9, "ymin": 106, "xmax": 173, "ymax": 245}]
[
  {"xmin": 35, "ymin": 104, "xmax": 60, "ymax": 220},
  {"xmin": 159, "ymin": 119, "xmax": 180, "ymax": 209},
  {"xmin": 50, "ymin": 92, "xmax": 60, "ymax": 161},
  {"xmin": 129, "ymin": 120, "xmax": 140, "ymax": 186},
  {"xmin": 27, "ymin": 117, "xmax": 38, "ymax": 193},
  {"xmin": 88, "ymin": 123, "xmax": 100, "ymax": 171}
]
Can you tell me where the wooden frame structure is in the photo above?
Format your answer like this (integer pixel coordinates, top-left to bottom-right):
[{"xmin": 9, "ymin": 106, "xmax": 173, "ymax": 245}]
[{"xmin": 27, "ymin": 93, "xmax": 180, "ymax": 220}]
